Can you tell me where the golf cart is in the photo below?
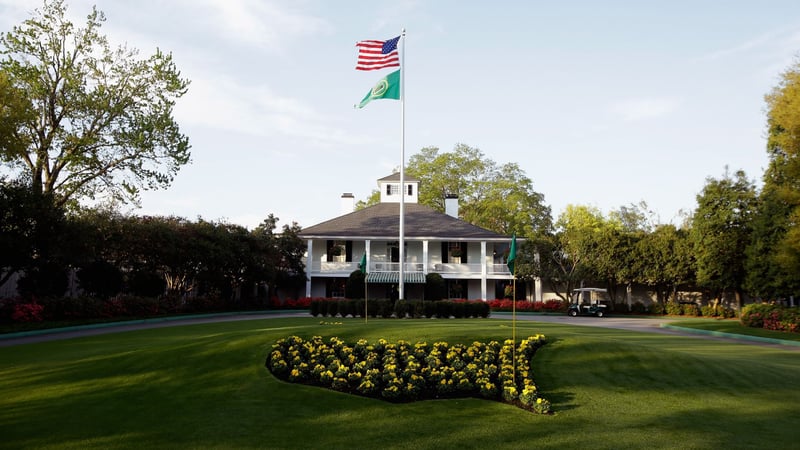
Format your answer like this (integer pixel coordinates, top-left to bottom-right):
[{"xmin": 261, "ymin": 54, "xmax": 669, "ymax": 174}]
[{"xmin": 568, "ymin": 288, "xmax": 609, "ymax": 317}]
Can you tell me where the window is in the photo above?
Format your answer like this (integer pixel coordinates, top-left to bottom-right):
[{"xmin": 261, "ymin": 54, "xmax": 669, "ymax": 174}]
[
  {"xmin": 407, "ymin": 184, "xmax": 413, "ymax": 196},
  {"xmin": 386, "ymin": 184, "xmax": 400, "ymax": 196}
]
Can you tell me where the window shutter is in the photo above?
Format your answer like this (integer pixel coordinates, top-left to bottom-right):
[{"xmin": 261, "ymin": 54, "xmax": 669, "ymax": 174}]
[
  {"xmin": 345, "ymin": 241, "xmax": 353, "ymax": 262},
  {"xmin": 326, "ymin": 240, "xmax": 333, "ymax": 262},
  {"xmin": 441, "ymin": 242, "xmax": 449, "ymax": 263}
]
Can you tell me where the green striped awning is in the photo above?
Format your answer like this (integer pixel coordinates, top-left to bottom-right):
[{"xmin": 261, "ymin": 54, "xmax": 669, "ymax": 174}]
[{"xmin": 366, "ymin": 272, "xmax": 426, "ymax": 284}]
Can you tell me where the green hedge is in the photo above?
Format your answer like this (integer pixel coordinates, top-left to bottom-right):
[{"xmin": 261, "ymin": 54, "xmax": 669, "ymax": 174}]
[{"xmin": 309, "ymin": 299, "xmax": 491, "ymax": 319}]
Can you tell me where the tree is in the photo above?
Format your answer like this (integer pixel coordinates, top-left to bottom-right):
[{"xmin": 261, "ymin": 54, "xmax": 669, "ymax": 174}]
[
  {"xmin": 405, "ymin": 144, "xmax": 551, "ymax": 237},
  {"xmin": 754, "ymin": 58, "xmax": 800, "ymax": 297},
  {"xmin": 744, "ymin": 172, "xmax": 800, "ymax": 299},
  {"xmin": 0, "ymin": 0, "xmax": 190, "ymax": 207},
  {"xmin": 524, "ymin": 205, "xmax": 604, "ymax": 301},
  {"xmin": 252, "ymin": 215, "xmax": 307, "ymax": 302},
  {"xmin": 690, "ymin": 169, "xmax": 757, "ymax": 307},
  {"xmin": 634, "ymin": 224, "xmax": 694, "ymax": 304},
  {"xmin": 0, "ymin": 71, "xmax": 33, "ymax": 156},
  {"xmin": 0, "ymin": 179, "xmax": 66, "ymax": 292}
]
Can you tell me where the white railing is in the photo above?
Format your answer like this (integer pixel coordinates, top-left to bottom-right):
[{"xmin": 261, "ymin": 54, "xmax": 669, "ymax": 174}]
[{"xmin": 308, "ymin": 261, "xmax": 511, "ymax": 276}]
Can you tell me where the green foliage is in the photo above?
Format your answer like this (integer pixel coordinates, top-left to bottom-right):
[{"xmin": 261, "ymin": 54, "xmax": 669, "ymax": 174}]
[
  {"xmin": 681, "ymin": 303, "xmax": 700, "ymax": 317},
  {"xmin": 127, "ymin": 269, "xmax": 166, "ymax": 298},
  {"xmin": 0, "ymin": 180, "xmax": 67, "ymax": 294},
  {"xmin": 747, "ymin": 58, "xmax": 800, "ymax": 299},
  {"xmin": 665, "ymin": 302, "xmax": 683, "ymax": 316},
  {"xmin": 740, "ymin": 303, "xmax": 800, "ymax": 332},
  {"xmin": 0, "ymin": 0, "xmax": 190, "ymax": 207},
  {"xmin": 424, "ymin": 272, "xmax": 446, "ymax": 300},
  {"xmin": 634, "ymin": 224, "xmax": 694, "ymax": 303},
  {"xmin": 690, "ymin": 168, "xmax": 757, "ymax": 304},
  {"xmin": 405, "ymin": 144, "xmax": 551, "ymax": 237},
  {"xmin": 345, "ymin": 270, "xmax": 365, "ymax": 299},
  {"xmin": 76, "ymin": 260, "xmax": 123, "ymax": 298}
]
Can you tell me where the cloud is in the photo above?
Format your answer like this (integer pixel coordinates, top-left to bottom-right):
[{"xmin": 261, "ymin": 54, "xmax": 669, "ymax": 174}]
[
  {"xmin": 701, "ymin": 26, "xmax": 800, "ymax": 61},
  {"xmin": 173, "ymin": 73, "xmax": 370, "ymax": 148},
  {"xmin": 609, "ymin": 97, "xmax": 682, "ymax": 122},
  {"xmin": 196, "ymin": 0, "xmax": 331, "ymax": 49}
]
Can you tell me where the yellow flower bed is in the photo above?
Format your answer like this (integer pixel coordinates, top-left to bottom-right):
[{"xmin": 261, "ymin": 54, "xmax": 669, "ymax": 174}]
[{"xmin": 266, "ymin": 335, "xmax": 551, "ymax": 414}]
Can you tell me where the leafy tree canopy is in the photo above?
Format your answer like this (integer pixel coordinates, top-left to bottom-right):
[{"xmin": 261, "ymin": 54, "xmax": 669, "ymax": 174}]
[
  {"xmin": 403, "ymin": 143, "xmax": 552, "ymax": 237},
  {"xmin": 690, "ymin": 168, "xmax": 756, "ymax": 303},
  {"xmin": 0, "ymin": 0, "xmax": 190, "ymax": 208}
]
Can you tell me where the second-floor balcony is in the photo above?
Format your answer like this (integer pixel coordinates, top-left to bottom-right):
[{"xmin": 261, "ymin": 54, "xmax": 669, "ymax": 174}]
[{"xmin": 308, "ymin": 261, "xmax": 511, "ymax": 277}]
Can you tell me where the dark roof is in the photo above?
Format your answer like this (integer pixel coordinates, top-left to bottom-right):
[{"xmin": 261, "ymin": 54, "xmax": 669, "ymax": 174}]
[
  {"xmin": 378, "ymin": 173, "xmax": 419, "ymax": 182},
  {"xmin": 299, "ymin": 203, "xmax": 510, "ymax": 241}
]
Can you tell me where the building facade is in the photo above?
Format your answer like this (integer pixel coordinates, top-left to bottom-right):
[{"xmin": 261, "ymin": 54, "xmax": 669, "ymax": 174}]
[{"xmin": 299, "ymin": 174, "xmax": 520, "ymax": 300}]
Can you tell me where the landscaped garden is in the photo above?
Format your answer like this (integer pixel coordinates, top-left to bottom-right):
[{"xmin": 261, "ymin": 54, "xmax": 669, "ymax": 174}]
[{"xmin": 1, "ymin": 317, "xmax": 798, "ymax": 449}]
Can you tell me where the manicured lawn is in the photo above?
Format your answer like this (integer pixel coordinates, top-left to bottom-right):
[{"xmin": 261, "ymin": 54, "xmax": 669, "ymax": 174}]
[
  {"xmin": 1, "ymin": 318, "xmax": 798, "ymax": 449},
  {"xmin": 666, "ymin": 318, "xmax": 800, "ymax": 342}
]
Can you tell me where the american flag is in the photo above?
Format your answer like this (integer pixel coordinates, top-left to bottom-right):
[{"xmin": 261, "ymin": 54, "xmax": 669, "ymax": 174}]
[{"xmin": 355, "ymin": 36, "xmax": 400, "ymax": 71}]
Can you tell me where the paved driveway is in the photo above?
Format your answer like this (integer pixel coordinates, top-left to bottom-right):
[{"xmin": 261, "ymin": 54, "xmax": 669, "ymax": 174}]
[{"xmin": 490, "ymin": 312, "xmax": 800, "ymax": 351}]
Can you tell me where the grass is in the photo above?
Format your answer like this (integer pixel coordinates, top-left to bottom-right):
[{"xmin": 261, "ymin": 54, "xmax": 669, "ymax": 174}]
[
  {"xmin": 1, "ymin": 317, "xmax": 798, "ymax": 449},
  {"xmin": 666, "ymin": 318, "xmax": 800, "ymax": 342}
]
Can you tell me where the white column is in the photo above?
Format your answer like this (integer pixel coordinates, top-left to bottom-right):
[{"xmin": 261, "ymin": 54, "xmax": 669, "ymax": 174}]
[
  {"xmin": 366, "ymin": 240, "xmax": 371, "ymax": 272},
  {"xmin": 305, "ymin": 240, "xmax": 313, "ymax": 297},
  {"xmin": 480, "ymin": 241, "xmax": 487, "ymax": 300},
  {"xmin": 422, "ymin": 240, "xmax": 429, "ymax": 274}
]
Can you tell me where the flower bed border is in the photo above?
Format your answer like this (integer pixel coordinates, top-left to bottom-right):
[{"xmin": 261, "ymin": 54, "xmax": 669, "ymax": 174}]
[{"xmin": 266, "ymin": 335, "xmax": 551, "ymax": 414}]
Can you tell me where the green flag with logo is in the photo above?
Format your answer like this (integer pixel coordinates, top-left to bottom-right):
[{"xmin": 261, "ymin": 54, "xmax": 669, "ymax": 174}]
[
  {"xmin": 358, "ymin": 69, "xmax": 400, "ymax": 108},
  {"xmin": 359, "ymin": 253, "xmax": 367, "ymax": 274},
  {"xmin": 507, "ymin": 233, "xmax": 517, "ymax": 274}
]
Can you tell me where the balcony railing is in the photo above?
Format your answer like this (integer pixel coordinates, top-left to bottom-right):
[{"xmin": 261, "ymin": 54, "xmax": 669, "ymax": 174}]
[{"xmin": 308, "ymin": 261, "xmax": 511, "ymax": 276}]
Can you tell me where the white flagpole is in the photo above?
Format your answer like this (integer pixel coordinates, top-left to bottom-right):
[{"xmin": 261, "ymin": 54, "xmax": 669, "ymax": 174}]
[{"xmin": 399, "ymin": 28, "xmax": 406, "ymax": 301}]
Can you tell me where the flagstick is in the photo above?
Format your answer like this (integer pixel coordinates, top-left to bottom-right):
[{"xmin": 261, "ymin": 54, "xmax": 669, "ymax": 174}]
[
  {"xmin": 512, "ymin": 268, "xmax": 516, "ymax": 384},
  {"xmin": 398, "ymin": 28, "xmax": 406, "ymax": 301},
  {"xmin": 365, "ymin": 279, "xmax": 368, "ymax": 324}
]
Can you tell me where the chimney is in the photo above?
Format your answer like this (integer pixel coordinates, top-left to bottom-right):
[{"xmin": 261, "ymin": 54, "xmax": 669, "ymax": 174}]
[
  {"xmin": 340, "ymin": 193, "xmax": 355, "ymax": 215},
  {"xmin": 445, "ymin": 194, "xmax": 459, "ymax": 218}
]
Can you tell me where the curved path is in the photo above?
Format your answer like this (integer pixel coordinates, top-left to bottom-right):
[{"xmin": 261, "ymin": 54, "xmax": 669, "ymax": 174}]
[
  {"xmin": 491, "ymin": 312, "xmax": 800, "ymax": 352},
  {"xmin": 2, "ymin": 311, "xmax": 799, "ymax": 352}
]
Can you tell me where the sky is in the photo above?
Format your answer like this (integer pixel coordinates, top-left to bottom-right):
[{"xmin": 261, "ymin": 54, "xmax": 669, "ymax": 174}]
[{"xmin": 2, "ymin": 0, "xmax": 800, "ymax": 231}]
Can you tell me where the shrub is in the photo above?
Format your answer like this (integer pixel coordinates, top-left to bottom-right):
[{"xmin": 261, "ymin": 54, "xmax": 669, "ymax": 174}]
[
  {"xmin": 77, "ymin": 260, "xmax": 123, "ymax": 298},
  {"xmin": 38, "ymin": 296, "xmax": 104, "ymax": 320},
  {"xmin": 628, "ymin": 301, "xmax": 646, "ymax": 314},
  {"xmin": 741, "ymin": 303, "xmax": 772, "ymax": 328},
  {"xmin": 394, "ymin": 300, "xmax": 410, "ymax": 318},
  {"xmin": 451, "ymin": 301, "xmax": 466, "ymax": 319},
  {"xmin": 423, "ymin": 301, "xmax": 436, "ymax": 318},
  {"xmin": 16, "ymin": 263, "xmax": 68, "ymax": 299},
  {"xmin": 681, "ymin": 303, "xmax": 700, "ymax": 317},
  {"xmin": 11, "ymin": 301, "xmax": 44, "ymax": 322},
  {"xmin": 127, "ymin": 270, "xmax": 166, "ymax": 298},
  {"xmin": 435, "ymin": 300, "xmax": 452, "ymax": 319},
  {"xmin": 424, "ymin": 273, "xmax": 446, "ymax": 300},
  {"xmin": 345, "ymin": 270, "xmax": 365, "ymax": 299},
  {"xmin": 741, "ymin": 303, "xmax": 799, "ymax": 332},
  {"xmin": 665, "ymin": 302, "xmax": 683, "ymax": 315}
]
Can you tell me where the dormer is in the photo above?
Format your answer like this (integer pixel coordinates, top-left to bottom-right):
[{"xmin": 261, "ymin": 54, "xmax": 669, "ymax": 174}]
[{"xmin": 378, "ymin": 173, "xmax": 419, "ymax": 204}]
